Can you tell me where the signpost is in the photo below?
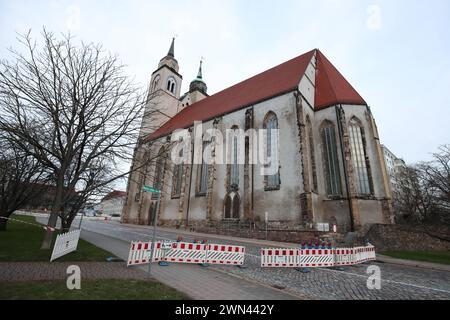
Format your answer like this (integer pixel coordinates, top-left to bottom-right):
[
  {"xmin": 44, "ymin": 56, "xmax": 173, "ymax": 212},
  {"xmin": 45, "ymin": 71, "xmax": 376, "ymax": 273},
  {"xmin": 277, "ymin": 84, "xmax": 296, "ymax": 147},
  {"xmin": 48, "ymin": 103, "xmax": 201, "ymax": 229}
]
[{"xmin": 142, "ymin": 185, "xmax": 161, "ymax": 277}]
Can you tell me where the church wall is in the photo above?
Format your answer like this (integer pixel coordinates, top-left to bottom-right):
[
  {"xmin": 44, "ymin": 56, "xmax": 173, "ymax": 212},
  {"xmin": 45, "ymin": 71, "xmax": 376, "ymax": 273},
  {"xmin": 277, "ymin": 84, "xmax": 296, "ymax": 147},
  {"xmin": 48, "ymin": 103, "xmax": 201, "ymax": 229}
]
[
  {"xmin": 252, "ymin": 93, "xmax": 303, "ymax": 223},
  {"xmin": 210, "ymin": 108, "xmax": 247, "ymax": 221},
  {"xmin": 186, "ymin": 119, "xmax": 214, "ymax": 222},
  {"xmin": 310, "ymin": 105, "xmax": 348, "ymax": 223}
]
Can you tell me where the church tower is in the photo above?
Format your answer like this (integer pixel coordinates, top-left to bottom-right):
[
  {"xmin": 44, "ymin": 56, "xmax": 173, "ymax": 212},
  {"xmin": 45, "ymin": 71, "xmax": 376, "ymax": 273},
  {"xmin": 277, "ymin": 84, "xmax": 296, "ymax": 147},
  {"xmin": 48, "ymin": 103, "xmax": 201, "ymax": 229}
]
[
  {"xmin": 180, "ymin": 60, "xmax": 208, "ymax": 110},
  {"xmin": 122, "ymin": 38, "xmax": 184, "ymax": 225},
  {"xmin": 140, "ymin": 38, "xmax": 183, "ymax": 137}
]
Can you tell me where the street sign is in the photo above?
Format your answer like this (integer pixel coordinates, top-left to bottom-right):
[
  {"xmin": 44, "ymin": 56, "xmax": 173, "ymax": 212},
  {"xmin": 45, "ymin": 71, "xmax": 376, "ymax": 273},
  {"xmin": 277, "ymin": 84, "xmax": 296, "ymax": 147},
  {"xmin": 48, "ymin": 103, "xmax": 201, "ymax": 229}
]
[{"xmin": 143, "ymin": 185, "xmax": 161, "ymax": 193}]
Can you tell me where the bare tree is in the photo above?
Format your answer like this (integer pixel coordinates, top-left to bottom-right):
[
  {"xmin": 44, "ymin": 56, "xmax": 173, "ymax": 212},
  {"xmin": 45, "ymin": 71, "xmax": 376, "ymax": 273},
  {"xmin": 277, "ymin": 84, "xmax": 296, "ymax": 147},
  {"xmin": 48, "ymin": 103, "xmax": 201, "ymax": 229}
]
[
  {"xmin": 0, "ymin": 29, "xmax": 163, "ymax": 248},
  {"xmin": 393, "ymin": 145, "xmax": 450, "ymax": 226},
  {"xmin": 421, "ymin": 145, "xmax": 450, "ymax": 225},
  {"xmin": 0, "ymin": 137, "xmax": 51, "ymax": 231}
]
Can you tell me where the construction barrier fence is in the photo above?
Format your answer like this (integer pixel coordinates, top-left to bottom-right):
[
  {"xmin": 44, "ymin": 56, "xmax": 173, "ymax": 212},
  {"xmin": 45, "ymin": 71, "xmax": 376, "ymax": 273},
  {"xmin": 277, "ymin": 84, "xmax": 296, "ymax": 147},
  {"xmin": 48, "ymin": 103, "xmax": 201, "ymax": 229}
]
[
  {"xmin": 127, "ymin": 241, "xmax": 245, "ymax": 267},
  {"xmin": 261, "ymin": 245, "xmax": 376, "ymax": 268}
]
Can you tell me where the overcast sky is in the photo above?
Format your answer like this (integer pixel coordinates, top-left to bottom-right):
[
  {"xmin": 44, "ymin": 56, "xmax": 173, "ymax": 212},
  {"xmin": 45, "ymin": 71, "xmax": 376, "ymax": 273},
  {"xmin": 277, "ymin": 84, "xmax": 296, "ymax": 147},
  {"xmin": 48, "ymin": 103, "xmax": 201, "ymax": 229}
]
[{"xmin": 1, "ymin": 0, "xmax": 449, "ymax": 172}]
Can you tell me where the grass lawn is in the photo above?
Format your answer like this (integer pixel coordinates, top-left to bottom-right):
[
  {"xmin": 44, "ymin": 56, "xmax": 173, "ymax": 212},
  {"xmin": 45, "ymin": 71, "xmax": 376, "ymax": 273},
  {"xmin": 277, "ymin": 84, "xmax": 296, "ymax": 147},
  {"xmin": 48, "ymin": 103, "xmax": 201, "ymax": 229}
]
[
  {"xmin": 0, "ymin": 279, "xmax": 189, "ymax": 300},
  {"xmin": 381, "ymin": 250, "xmax": 450, "ymax": 265},
  {"xmin": 0, "ymin": 214, "xmax": 113, "ymax": 262}
]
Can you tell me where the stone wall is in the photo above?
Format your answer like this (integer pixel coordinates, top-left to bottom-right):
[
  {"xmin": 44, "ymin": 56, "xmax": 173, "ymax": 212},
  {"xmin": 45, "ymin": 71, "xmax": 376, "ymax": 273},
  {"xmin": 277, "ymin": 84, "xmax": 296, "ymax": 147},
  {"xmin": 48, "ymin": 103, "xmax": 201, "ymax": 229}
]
[
  {"xmin": 193, "ymin": 226, "xmax": 328, "ymax": 244},
  {"xmin": 363, "ymin": 224, "xmax": 450, "ymax": 252}
]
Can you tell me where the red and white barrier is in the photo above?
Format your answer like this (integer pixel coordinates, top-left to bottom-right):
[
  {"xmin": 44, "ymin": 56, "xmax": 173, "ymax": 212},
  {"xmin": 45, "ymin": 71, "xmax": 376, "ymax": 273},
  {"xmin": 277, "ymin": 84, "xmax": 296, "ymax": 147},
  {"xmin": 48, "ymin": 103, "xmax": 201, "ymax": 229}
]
[
  {"xmin": 163, "ymin": 242, "xmax": 207, "ymax": 264},
  {"xmin": 127, "ymin": 241, "xmax": 150, "ymax": 266},
  {"xmin": 205, "ymin": 244, "xmax": 246, "ymax": 265},
  {"xmin": 353, "ymin": 245, "xmax": 376, "ymax": 264},
  {"xmin": 127, "ymin": 241, "xmax": 246, "ymax": 267},
  {"xmin": 299, "ymin": 248, "xmax": 335, "ymax": 268},
  {"xmin": 334, "ymin": 247, "xmax": 355, "ymax": 266},
  {"xmin": 261, "ymin": 245, "xmax": 376, "ymax": 268},
  {"xmin": 261, "ymin": 248, "xmax": 299, "ymax": 267}
]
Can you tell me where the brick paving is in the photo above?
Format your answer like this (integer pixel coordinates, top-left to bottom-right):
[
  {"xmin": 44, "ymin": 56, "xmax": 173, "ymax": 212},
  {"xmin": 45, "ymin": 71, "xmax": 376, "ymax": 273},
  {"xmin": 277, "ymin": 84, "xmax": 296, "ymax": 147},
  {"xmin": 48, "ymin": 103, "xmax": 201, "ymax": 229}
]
[{"xmin": 0, "ymin": 262, "xmax": 147, "ymax": 282}]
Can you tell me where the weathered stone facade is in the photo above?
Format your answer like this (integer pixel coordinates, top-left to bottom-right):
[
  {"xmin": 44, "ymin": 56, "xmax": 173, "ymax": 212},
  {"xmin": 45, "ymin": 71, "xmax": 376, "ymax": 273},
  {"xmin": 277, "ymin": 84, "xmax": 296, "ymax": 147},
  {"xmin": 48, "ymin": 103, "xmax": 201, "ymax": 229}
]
[{"xmin": 121, "ymin": 45, "xmax": 394, "ymax": 233}]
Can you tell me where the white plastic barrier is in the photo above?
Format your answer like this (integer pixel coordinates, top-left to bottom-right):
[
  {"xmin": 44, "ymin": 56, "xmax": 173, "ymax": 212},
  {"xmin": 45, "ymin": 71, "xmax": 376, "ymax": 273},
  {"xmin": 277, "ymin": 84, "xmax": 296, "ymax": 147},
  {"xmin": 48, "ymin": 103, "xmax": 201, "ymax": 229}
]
[
  {"xmin": 205, "ymin": 244, "xmax": 246, "ymax": 265},
  {"xmin": 127, "ymin": 241, "xmax": 149, "ymax": 266},
  {"xmin": 353, "ymin": 245, "xmax": 376, "ymax": 264},
  {"xmin": 261, "ymin": 248, "xmax": 299, "ymax": 267},
  {"xmin": 299, "ymin": 248, "xmax": 335, "ymax": 268},
  {"xmin": 50, "ymin": 229, "xmax": 81, "ymax": 262},
  {"xmin": 163, "ymin": 242, "xmax": 207, "ymax": 264},
  {"xmin": 334, "ymin": 247, "xmax": 355, "ymax": 266},
  {"xmin": 261, "ymin": 245, "xmax": 376, "ymax": 268}
]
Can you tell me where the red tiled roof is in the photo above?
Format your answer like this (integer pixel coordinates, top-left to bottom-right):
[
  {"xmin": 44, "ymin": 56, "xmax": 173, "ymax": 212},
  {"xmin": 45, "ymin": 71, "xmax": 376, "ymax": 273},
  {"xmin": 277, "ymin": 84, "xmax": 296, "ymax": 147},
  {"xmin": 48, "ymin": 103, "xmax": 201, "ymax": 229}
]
[
  {"xmin": 314, "ymin": 50, "xmax": 366, "ymax": 110},
  {"xmin": 149, "ymin": 49, "xmax": 366, "ymax": 140}
]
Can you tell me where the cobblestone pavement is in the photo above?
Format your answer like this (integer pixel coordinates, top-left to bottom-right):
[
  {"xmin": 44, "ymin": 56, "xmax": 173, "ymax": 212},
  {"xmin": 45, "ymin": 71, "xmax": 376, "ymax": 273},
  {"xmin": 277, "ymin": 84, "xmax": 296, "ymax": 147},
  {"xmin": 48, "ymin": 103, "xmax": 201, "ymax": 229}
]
[
  {"xmin": 0, "ymin": 262, "xmax": 147, "ymax": 282},
  {"xmin": 37, "ymin": 217, "xmax": 450, "ymax": 300}
]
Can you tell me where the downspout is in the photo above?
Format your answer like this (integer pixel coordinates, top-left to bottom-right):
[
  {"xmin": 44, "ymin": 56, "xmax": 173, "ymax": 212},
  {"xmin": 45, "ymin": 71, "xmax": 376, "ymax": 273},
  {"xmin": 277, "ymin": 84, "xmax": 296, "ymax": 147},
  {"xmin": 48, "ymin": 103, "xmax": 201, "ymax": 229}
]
[{"xmin": 335, "ymin": 105, "xmax": 355, "ymax": 232}]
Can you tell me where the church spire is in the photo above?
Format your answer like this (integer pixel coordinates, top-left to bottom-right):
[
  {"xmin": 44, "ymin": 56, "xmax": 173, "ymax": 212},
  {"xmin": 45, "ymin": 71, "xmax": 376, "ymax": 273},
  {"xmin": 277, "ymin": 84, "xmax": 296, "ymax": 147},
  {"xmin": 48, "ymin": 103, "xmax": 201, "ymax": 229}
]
[
  {"xmin": 167, "ymin": 37, "xmax": 175, "ymax": 58},
  {"xmin": 196, "ymin": 60, "xmax": 203, "ymax": 79},
  {"xmin": 158, "ymin": 37, "xmax": 179, "ymax": 72},
  {"xmin": 189, "ymin": 59, "xmax": 207, "ymax": 94}
]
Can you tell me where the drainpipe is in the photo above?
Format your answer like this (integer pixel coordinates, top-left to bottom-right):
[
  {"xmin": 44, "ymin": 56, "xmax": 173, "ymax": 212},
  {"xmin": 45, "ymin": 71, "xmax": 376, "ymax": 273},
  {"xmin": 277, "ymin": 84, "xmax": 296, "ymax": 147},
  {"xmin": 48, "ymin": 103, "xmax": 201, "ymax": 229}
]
[{"xmin": 335, "ymin": 105, "xmax": 355, "ymax": 232}]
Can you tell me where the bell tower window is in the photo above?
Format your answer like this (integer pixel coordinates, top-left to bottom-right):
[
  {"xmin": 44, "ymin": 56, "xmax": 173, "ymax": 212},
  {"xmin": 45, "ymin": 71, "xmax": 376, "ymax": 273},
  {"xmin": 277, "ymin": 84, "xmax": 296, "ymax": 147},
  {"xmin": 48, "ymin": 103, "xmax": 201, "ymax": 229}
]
[{"xmin": 167, "ymin": 77, "xmax": 176, "ymax": 94}]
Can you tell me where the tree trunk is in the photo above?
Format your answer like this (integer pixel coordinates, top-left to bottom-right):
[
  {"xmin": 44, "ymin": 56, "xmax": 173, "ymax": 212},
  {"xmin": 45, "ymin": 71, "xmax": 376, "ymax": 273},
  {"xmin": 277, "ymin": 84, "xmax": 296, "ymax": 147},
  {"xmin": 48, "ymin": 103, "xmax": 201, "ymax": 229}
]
[
  {"xmin": 40, "ymin": 211, "xmax": 59, "ymax": 249},
  {"xmin": 0, "ymin": 215, "xmax": 7, "ymax": 231},
  {"xmin": 41, "ymin": 173, "xmax": 65, "ymax": 249},
  {"xmin": 61, "ymin": 217, "xmax": 71, "ymax": 233}
]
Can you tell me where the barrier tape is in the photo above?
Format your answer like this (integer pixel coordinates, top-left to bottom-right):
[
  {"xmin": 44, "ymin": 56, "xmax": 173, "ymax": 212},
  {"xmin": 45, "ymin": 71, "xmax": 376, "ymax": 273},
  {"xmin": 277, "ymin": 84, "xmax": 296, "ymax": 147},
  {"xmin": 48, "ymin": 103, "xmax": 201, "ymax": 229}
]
[{"xmin": 0, "ymin": 216, "xmax": 58, "ymax": 232}]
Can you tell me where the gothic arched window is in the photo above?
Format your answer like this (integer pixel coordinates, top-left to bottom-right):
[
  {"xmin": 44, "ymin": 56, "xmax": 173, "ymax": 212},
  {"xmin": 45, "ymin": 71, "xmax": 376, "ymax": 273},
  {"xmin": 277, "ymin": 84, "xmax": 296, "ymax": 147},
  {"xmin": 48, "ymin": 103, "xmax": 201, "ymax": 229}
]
[
  {"xmin": 197, "ymin": 139, "xmax": 211, "ymax": 195},
  {"xmin": 348, "ymin": 117, "xmax": 372, "ymax": 195},
  {"xmin": 152, "ymin": 75, "xmax": 160, "ymax": 92},
  {"xmin": 306, "ymin": 116, "xmax": 318, "ymax": 192},
  {"xmin": 321, "ymin": 121, "xmax": 342, "ymax": 196},
  {"xmin": 171, "ymin": 147, "xmax": 184, "ymax": 198},
  {"xmin": 263, "ymin": 112, "xmax": 280, "ymax": 190},
  {"xmin": 152, "ymin": 147, "xmax": 166, "ymax": 199},
  {"xmin": 229, "ymin": 126, "xmax": 240, "ymax": 189},
  {"xmin": 167, "ymin": 77, "xmax": 176, "ymax": 94}
]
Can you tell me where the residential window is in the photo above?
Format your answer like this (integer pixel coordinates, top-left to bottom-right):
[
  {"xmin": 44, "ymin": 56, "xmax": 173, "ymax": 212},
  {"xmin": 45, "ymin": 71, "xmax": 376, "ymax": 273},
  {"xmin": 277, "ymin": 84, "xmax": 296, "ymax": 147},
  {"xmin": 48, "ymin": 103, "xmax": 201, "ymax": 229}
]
[
  {"xmin": 348, "ymin": 117, "xmax": 372, "ymax": 195},
  {"xmin": 321, "ymin": 121, "xmax": 342, "ymax": 196}
]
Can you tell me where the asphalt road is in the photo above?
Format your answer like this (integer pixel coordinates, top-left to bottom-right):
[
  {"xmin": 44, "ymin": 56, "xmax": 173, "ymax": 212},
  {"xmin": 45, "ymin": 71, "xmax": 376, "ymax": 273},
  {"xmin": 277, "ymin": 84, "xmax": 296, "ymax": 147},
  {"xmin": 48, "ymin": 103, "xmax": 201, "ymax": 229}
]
[{"xmin": 38, "ymin": 216, "xmax": 450, "ymax": 300}]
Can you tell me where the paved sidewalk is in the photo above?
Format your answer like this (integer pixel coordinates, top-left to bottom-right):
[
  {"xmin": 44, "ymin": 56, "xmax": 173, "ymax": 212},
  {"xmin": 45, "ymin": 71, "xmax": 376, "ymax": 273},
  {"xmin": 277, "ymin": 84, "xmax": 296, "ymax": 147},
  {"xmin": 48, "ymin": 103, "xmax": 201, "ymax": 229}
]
[
  {"xmin": 81, "ymin": 229, "xmax": 303, "ymax": 300},
  {"xmin": 376, "ymin": 254, "xmax": 450, "ymax": 272},
  {"xmin": 0, "ymin": 262, "xmax": 147, "ymax": 282}
]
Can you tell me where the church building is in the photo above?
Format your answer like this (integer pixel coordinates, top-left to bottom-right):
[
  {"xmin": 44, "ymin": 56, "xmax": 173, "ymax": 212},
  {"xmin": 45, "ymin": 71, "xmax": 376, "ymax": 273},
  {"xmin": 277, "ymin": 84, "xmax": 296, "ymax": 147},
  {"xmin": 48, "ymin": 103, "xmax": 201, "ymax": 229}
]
[{"xmin": 121, "ymin": 39, "xmax": 394, "ymax": 232}]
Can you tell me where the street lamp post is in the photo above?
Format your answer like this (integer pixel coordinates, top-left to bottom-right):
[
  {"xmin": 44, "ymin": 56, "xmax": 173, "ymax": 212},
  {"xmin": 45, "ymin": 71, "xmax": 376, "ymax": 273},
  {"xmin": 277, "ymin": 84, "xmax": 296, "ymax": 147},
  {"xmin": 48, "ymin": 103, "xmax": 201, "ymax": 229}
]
[{"xmin": 142, "ymin": 185, "xmax": 161, "ymax": 278}]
